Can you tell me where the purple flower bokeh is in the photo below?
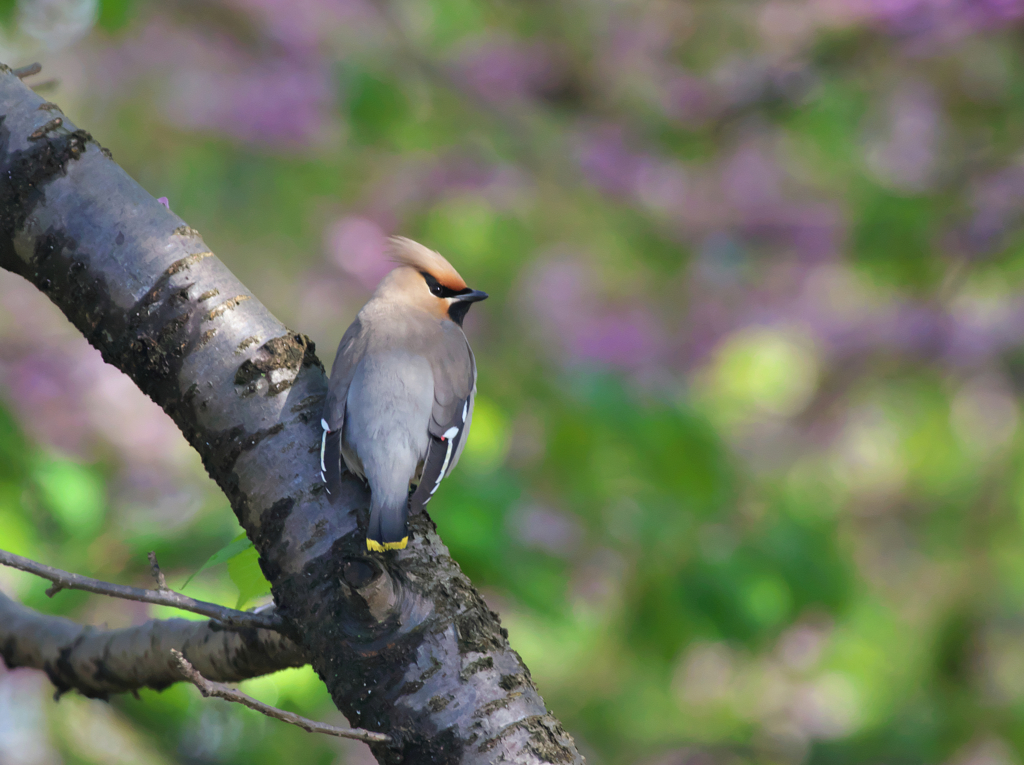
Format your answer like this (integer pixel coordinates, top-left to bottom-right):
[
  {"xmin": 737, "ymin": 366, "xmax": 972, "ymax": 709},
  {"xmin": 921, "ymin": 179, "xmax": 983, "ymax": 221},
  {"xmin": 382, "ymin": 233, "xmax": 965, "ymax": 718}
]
[
  {"xmin": 862, "ymin": 0, "xmax": 1024, "ymax": 42},
  {"xmin": 863, "ymin": 82, "xmax": 941, "ymax": 192},
  {"xmin": 521, "ymin": 256, "xmax": 666, "ymax": 371},
  {"xmin": 662, "ymin": 72, "xmax": 722, "ymax": 129},
  {"xmin": 576, "ymin": 128, "xmax": 844, "ymax": 262},
  {"xmin": 223, "ymin": 0, "xmax": 375, "ymax": 49},
  {"xmin": 0, "ymin": 274, "xmax": 193, "ymax": 471},
  {"xmin": 327, "ymin": 216, "xmax": 392, "ymax": 291},
  {"xmin": 575, "ymin": 126, "xmax": 649, "ymax": 199},
  {"xmin": 454, "ymin": 34, "xmax": 563, "ymax": 103},
  {"xmin": 949, "ymin": 166, "xmax": 1024, "ymax": 257},
  {"xmin": 95, "ymin": 15, "xmax": 335, "ymax": 147}
]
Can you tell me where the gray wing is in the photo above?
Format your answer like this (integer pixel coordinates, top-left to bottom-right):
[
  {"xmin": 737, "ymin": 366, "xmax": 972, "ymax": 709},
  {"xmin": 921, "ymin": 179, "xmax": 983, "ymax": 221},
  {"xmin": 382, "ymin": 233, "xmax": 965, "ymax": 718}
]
[
  {"xmin": 321, "ymin": 317, "xmax": 367, "ymax": 499},
  {"xmin": 408, "ymin": 326, "xmax": 477, "ymax": 515}
]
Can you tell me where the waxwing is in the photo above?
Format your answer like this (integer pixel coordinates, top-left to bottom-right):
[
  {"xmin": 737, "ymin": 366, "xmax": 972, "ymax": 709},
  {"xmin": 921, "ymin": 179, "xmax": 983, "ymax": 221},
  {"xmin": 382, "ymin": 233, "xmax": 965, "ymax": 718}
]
[{"xmin": 320, "ymin": 237, "xmax": 488, "ymax": 552}]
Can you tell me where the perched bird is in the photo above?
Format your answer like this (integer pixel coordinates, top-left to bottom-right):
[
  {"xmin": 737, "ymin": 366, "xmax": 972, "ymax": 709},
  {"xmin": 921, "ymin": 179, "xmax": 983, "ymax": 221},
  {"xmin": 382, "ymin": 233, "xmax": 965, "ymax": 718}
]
[{"xmin": 320, "ymin": 237, "xmax": 488, "ymax": 552}]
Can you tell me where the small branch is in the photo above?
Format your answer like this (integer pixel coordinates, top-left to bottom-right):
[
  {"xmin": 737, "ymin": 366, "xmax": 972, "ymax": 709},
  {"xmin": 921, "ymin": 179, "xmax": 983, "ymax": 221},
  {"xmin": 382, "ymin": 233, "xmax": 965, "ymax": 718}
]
[
  {"xmin": 148, "ymin": 551, "xmax": 168, "ymax": 591},
  {"xmin": 0, "ymin": 591, "xmax": 305, "ymax": 698},
  {"xmin": 12, "ymin": 63, "xmax": 41, "ymax": 79},
  {"xmin": 171, "ymin": 650, "xmax": 390, "ymax": 745},
  {"xmin": 0, "ymin": 549, "xmax": 283, "ymax": 632}
]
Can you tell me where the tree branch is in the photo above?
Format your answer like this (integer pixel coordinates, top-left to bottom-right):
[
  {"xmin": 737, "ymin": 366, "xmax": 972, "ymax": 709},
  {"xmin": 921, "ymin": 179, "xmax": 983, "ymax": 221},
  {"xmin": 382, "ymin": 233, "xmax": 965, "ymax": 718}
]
[
  {"xmin": 171, "ymin": 650, "xmax": 390, "ymax": 744},
  {"xmin": 0, "ymin": 64, "xmax": 583, "ymax": 764},
  {"xmin": 0, "ymin": 590, "xmax": 305, "ymax": 698},
  {"xmin": 12, "ymin": 62, "xmax": 41, "ymax": 79},
  {"xmin": 0, "ymin": 548, "xmax": 283, "ymax": 632}
]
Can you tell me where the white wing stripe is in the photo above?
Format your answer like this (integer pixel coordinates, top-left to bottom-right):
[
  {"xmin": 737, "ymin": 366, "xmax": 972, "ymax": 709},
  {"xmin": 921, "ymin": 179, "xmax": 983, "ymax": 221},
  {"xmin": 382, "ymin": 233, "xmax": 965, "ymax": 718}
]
[
  {"xmin": 432, "ymin": 427, "xmax": 459, "ymax": 494},
  {"xmin": 320, "ymin": 419, "xmax": 329, "ymax": 474}
]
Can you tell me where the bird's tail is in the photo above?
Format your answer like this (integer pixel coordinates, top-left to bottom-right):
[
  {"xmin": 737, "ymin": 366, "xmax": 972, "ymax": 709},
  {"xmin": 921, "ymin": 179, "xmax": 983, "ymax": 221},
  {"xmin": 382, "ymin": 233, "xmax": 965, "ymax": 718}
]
[{"xmin": 366, "ymin": 498, "xmax": 409, "ymax": 552}]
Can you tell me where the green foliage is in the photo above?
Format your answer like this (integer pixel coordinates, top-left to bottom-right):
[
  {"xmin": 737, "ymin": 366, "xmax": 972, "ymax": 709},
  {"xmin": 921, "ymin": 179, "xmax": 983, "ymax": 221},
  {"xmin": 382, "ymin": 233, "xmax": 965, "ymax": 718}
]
[
  {"xmin": 180, "ymin": 531, "xmax": 271, "ymax": 608},
  {"xmin": 428, "ymin": 0, "xmax": 485, "ymax": 48},
  {"xmin": 0, "ymin": 0, "xmax": 15, "ymax": 29},
  {"xmin": 96, "ymin": 0, "xmax": 136, "ymax": 32},
  {"xmin": 32, "ymin": 456, "xmax": 106, "ymax": 538},
  {"xmin": 853, "ymin": 189, "xmax": 942, "ymax": 289},
  {"xmin": 227, "ymin": 542, "xmax": 272, "ymax": 609},
  {"xmin": 344, "ymin": 68, "xmax": 411, "ymax": 147},
  {"xmin": 181, "ymin": 532, "xmax": 251, "ymax": 590}
]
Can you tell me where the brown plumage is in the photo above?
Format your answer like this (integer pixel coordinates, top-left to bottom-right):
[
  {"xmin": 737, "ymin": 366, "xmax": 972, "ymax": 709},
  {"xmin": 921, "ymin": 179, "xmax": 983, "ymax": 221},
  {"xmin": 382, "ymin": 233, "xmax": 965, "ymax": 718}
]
[
  {"xmin": 321, "ymin": 237, "xmax": 488, "ymax": 551},
  {"xmin": 389, "ymin": 236, "xmax": 467, "ymax": 291}
]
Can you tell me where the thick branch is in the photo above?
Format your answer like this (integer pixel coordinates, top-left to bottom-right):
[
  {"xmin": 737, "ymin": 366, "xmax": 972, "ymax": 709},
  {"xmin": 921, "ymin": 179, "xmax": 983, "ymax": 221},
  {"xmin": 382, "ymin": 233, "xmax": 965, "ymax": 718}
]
[
  {"xmin": 172, "ymin": 650, "xmax": 389, "ymax": 744},
  {"xmin": 0, "ymin": 548, "xmax": 283, "ymax": 632},
  {"xmin": 0, "ymin": 65, "xmax": 582, "ymax": 765},
  {"xmin": 0, "ymin": 590, "xmax": 305, "ymax": 698}
]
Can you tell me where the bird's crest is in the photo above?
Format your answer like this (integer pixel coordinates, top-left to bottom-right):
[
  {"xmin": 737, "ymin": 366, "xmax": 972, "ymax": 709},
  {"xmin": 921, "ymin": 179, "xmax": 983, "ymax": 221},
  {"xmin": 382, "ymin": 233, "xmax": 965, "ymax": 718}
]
[{"xmin": 388, "ymin": 236, "xmax": 467, "ymax": 291}]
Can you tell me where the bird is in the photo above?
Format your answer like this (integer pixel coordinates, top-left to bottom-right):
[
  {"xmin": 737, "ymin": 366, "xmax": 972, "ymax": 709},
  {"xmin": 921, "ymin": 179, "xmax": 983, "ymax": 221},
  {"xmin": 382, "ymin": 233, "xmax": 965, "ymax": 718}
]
[{"xmin": 320, "ymin": 236, "xmax": 488, "ymax": 552}]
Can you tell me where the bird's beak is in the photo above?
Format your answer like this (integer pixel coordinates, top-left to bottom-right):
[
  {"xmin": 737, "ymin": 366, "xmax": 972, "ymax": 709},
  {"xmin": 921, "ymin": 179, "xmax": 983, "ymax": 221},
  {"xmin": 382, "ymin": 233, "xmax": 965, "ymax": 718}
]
[{"xmin": 457, "ymin": 290, "xmax": 489, "ymax": 303}]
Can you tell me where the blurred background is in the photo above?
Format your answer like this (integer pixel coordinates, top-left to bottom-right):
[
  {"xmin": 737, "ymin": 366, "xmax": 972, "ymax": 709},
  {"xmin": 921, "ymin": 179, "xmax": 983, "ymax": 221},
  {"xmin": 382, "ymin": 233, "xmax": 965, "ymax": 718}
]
[{"xmin": 2, "ymin": 0, "xmax": 1024, "ymax": 763}]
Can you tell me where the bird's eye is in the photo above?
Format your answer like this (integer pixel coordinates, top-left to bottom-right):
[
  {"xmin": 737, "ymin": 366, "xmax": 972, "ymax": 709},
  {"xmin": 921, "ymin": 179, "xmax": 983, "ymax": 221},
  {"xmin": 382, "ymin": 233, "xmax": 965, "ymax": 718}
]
[{"xmin": 430, "ymin": 283, "xmax": 444, "ymax": 297}]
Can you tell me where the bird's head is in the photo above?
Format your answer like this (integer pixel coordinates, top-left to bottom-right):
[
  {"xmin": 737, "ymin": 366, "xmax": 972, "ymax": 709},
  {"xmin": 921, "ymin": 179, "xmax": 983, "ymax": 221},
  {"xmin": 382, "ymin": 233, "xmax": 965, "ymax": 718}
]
[{"xmin": 376, "ymin": 236, "xmax": 488, "ymax": 325}]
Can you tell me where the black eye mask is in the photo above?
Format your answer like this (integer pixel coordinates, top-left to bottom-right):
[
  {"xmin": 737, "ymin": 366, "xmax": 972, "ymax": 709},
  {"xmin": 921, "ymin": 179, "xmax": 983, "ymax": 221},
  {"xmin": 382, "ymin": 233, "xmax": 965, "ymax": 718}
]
[{"xmin": 421, "ymin": 271, "xmax": 472, "ymax": 299}]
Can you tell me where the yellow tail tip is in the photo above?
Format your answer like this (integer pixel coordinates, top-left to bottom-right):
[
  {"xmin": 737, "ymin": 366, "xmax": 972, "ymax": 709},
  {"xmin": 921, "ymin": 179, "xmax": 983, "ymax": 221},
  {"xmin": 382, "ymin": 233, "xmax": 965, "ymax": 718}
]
[{"xmin": 366, "ymin": 537, "xmax": 408, "ymax": 552}]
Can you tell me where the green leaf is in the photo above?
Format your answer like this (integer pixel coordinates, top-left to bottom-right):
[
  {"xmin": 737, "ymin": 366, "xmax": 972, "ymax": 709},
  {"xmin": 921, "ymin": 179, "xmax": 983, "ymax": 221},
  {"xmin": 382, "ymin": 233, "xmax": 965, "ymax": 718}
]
[
  {"xmin": 32, "ymin": 457, "xmax": 105, "ymax": 537},
  {"xmin": 228, "ymin": 544, "xmax": 272, "ymax": 610},
  {"xmin": 181, "ymin": 532, "xmax": 252, "ymax": 590}
]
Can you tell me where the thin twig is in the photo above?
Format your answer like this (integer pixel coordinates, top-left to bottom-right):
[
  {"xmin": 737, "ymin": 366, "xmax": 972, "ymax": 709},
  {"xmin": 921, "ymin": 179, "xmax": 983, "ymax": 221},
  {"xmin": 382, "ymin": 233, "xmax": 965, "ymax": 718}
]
[
  {"xmin": 0, "ymin": 549, "xmax": 283, "ymax": 632},
  {"xmin": 171, "ymin": 650, "xmax": 390, "ymax": 744},
  {"xmin": 148, "ymin": 551, "xmax": 168, "ymax": 591},
  {"xmin": 13, "ymin": 63, "xmax": 41, "ymax": 79}
]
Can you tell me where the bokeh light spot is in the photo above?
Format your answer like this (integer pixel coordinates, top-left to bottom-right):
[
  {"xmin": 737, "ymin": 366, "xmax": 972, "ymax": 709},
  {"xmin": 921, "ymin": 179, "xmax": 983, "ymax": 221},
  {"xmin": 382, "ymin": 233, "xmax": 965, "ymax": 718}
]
[
  {"xmin": 461, "ymin": 395, "xmax": 511, "ymax": 473},
  {"xmin": 702, "ymin": 327, "xmax": 820, "ymax": 424}
]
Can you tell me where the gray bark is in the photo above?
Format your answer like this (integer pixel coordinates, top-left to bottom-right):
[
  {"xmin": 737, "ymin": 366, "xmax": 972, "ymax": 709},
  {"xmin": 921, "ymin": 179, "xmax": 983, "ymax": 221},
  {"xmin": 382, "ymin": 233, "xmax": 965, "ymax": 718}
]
[
  {"xmin": 0, "ymin": 591, "xmax": 306, "ymax": 697},
  {"xmin": 0, "ymin": 64, "xmax": 582, "ymax": 765}
]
